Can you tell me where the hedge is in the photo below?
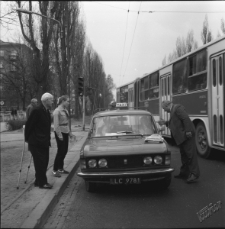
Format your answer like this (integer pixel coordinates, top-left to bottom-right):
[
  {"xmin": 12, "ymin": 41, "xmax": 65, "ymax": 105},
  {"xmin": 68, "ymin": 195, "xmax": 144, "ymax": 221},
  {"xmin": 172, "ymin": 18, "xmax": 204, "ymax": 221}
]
[{"xmin": 6, "ymin": 119, "xmax": 26, "ymax": 131}]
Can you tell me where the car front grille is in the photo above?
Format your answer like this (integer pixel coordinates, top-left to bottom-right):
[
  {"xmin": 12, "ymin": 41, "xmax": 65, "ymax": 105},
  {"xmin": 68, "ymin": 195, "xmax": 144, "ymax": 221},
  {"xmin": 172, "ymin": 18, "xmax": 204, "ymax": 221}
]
[
  {"xmin": 86, "ymin": 155, "xmax": 166, "ymax": 169},
  {"xmin": 108, "ymin": 156, "xmax": 143, "ymax": 169}
]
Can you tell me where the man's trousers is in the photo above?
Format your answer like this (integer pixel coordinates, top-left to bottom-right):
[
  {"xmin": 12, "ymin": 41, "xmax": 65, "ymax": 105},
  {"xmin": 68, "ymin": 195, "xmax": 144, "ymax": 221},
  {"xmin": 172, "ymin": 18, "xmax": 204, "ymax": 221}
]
[
  {"xmin": 179, "ymin": 135, "xmax": 200, "ymax": 178},
  {"xmin": 29, "ymin": 144, "xmax": 49, "ymax": 186}
]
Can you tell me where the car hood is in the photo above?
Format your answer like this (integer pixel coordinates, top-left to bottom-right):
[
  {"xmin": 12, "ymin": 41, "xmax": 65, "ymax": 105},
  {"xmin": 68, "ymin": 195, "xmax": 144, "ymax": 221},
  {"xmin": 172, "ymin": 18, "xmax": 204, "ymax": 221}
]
[{"xmin": 83, "ymin": 135, "xmax": 168, "ymax": 157}]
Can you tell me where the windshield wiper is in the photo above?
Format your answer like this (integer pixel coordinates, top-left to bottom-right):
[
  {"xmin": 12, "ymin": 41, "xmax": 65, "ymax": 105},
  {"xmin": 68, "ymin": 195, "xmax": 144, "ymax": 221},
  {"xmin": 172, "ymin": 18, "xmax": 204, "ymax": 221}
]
[
  {"xmin": 117, "ymin": 131, "xmax": 133, "ymax": 134},
  {"xmin": 116, "ymin": 131, "xmax": 143, "ymax": 137}
]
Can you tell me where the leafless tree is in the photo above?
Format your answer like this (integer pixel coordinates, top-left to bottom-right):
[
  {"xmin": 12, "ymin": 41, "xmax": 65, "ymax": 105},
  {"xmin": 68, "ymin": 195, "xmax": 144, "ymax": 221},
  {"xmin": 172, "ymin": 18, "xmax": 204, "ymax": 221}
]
[
  {"xmin": 1, "ymin": 43, "xmax": 37, "ymax": 110},
  {"xmin": 16, "ymin": 1, "xmax": 58, "ymax": 100},
  {"xmin": 201, "ymin": 14, "xmax": 213, "ymax": 45},
  {"xmin": 162, "ymin": 55, "xmax": 166, "ymax": 66},
  {"xmin": 221, "ymin": 18, "xmax": 225, "ymax": 35}
]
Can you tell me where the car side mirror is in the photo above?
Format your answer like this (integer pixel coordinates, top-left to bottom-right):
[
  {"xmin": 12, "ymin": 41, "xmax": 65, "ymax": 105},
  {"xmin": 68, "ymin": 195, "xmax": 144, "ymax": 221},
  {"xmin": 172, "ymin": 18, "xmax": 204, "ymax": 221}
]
[{"xmin": 158, "ymin": 126, "xmax": 165, "ymax": 133}]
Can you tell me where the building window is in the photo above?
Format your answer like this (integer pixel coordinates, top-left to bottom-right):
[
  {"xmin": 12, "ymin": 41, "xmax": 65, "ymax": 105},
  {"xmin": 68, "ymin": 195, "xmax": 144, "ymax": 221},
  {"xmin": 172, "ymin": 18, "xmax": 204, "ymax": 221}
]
[
  {"xmin": 0, "ymin": 50, "xmax": 4, "ymax": 57},
  {"xmin": 0, "ymin": 61, "xmax": 3, "ymax": 68},
  {"xmin": 188, "ymin": 49, "xmax": 207, "ymax": 91},
  {"xmin": 10, "ymin": 50, "xmax": 18, "ymax": 60},
  {"xmin": 173, "ymin": 58, "xmax": 187, "ymax": 94},
  {"xmin": 0, "ymin": 73, "xmax": 3, "ymax": 79},
  {"xmin": 10, "ymin": 63, "xmax": 16, "ymax": 71}
]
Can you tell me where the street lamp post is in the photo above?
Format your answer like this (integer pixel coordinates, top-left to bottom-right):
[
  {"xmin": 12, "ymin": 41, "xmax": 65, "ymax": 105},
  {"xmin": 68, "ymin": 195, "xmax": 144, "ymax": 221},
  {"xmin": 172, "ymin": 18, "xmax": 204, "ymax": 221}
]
[{"xmin": 15, "ymin": 7, "xmax": 71, "ymax": 128}]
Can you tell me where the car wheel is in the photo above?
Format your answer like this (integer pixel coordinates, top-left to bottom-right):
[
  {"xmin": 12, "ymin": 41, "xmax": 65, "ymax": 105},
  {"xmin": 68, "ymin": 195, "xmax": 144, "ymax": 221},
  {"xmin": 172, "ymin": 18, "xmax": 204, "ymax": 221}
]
[
  {"xmin": 85, "ymin": 181, "xmax": 96, "ymax": 193},
  {"xmin": 159, "ymin": 175, "xmax": 171, "ymax": 189},
  {"xmin": 195, "ymin": 122, "xmax": 212, "ymax": 158}
]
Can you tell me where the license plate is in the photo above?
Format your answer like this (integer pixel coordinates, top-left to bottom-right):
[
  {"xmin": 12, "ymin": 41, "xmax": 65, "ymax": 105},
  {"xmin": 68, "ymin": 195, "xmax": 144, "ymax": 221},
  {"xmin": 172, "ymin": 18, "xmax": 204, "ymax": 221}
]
[{"xmin": 110, "ymin": 177, "xmax": 141, "ymax": 185}]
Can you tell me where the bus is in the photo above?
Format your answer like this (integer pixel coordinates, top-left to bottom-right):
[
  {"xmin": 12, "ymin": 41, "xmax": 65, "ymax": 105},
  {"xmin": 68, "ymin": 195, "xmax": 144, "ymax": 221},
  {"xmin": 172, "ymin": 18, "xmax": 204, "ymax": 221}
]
[{"xmin": 116, "ymin": 35, "xmax": 225, "ymax": 158}]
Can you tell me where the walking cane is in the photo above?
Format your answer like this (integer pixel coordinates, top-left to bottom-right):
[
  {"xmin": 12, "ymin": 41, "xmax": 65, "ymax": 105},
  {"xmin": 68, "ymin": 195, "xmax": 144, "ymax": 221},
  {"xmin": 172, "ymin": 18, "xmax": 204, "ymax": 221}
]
[
  {"xmin": 16, "ymin": 125, "xmax": 26, "ymax": 189},
  {"xmin": 24, "ymin": 154, "xmax": 32, "ymax": 184}
]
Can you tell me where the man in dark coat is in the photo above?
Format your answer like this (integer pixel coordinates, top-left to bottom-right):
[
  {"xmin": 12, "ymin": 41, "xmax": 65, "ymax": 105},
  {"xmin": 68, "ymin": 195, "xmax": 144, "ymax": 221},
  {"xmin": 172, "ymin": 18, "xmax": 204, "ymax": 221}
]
[
  {"xmin": 26, "ymin": 98, "xmax": 38, "ymax": 120},
  {"xmin": 158, "ymin": 100, "xmax": 200, "ymax": 183},
  {"xmin": 25, "ymin": 93, "xmax": 54, "ymax": 189}
]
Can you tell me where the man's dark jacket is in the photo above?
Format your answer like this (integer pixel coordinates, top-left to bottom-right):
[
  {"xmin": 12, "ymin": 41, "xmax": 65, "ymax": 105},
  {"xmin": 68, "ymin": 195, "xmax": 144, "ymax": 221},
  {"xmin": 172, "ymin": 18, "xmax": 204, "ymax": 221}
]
[
  {"xmin": 25, "ymin": 104, "xmax": 51, "ymax": 148},
  {"xmin": 165, "ymin": 104, "xmax": 195, "ymax": 146}
]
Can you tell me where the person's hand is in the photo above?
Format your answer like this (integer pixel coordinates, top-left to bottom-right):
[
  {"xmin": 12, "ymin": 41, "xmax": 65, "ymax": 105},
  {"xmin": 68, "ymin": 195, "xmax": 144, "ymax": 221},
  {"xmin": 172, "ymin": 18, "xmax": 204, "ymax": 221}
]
[
  {"xmin": 69, "ymin": 134, "xmax": 76, "ymax": 142},
  {"xmin": 186, "ymin": 132, "xmax": 192, "ymax": 139},
  {"xmin": 58, "ymin": 135, "xmax": 63, "ymax": 141},
  {"xmin": 158, "ymin": 119, "xmax": 166, "ymax": 126}
]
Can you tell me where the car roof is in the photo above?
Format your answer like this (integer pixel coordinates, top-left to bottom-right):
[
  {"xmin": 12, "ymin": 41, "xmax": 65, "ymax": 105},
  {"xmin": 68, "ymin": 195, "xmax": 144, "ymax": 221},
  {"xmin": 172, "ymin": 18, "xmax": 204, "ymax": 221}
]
[{"xmin": 93, "ymin": 109, "xmax": 152, "ymax": 118}]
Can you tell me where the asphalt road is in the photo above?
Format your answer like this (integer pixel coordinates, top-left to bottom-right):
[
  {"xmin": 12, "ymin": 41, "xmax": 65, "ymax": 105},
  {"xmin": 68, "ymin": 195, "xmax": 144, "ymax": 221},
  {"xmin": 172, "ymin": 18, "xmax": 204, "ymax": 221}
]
[{"xmin": 44, "ymin": 142, "xmax": 225, "ymax": 229}]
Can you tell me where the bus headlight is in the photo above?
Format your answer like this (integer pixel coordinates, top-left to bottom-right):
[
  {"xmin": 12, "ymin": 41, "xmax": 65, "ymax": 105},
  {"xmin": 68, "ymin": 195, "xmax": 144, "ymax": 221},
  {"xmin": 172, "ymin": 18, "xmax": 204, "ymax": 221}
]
[
  {"xmin": 154, "ymin": 156, "xmax": 163, "ymax": 165},
  {"xmin": 88, "ymin": 159, "xmax": 97, "ymax": 168}
]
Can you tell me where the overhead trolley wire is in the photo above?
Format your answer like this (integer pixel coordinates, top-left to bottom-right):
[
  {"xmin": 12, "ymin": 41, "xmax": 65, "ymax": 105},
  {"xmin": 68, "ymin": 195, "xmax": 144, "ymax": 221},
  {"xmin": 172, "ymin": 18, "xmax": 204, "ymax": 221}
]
[
  {"xmin": 96, "ymin": 2, "xmax": 225, "ymax": 14},
  {"xmin": 119, "ymin": 2, "xmax": 130, "ymax": 78},
  {"xmin": 123, "ymin": 2, "xmax": 142, "ymax": 78}
]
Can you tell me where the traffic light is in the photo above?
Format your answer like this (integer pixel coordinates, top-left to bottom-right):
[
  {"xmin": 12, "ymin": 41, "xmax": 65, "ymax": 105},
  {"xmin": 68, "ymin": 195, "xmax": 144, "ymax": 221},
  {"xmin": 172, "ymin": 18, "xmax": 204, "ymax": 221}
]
[
  {"xmin": 78, "ymin": 77, "xmax": 84, "ymax": 96},
  {"xmin": 86, "ymin": 87, "xmax": 92, "ymax": 96}
]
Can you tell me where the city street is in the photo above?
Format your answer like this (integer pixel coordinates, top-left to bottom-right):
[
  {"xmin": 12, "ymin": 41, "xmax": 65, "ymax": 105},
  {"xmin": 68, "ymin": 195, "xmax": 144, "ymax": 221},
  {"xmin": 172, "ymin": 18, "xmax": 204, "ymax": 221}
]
[{"xmin": 44, "ymin": 143, "xmax": 225, "ymax": 228}]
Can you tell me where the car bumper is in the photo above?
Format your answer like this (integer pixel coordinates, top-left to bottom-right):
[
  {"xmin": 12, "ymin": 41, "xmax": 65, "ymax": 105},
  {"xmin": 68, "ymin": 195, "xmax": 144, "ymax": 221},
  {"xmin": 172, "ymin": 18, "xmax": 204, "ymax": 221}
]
[{"xmin": 77, "ymin": 168, "xmax": 174, "ymax": 181}]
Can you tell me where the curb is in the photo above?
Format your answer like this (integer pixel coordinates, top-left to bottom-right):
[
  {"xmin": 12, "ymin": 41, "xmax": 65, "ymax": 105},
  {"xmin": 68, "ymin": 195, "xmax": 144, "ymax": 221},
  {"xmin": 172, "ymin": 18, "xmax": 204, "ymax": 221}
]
[{"xmin": 20, "ymin": 132, "xmax": 88, "ymax": 228}]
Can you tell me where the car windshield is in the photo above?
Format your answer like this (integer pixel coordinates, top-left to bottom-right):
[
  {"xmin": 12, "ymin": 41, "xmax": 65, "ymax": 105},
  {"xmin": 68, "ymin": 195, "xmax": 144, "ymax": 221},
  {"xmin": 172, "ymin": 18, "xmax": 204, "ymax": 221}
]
[{"xmin": 92, "ymin": 114, "xmax": 157, "ymax": 137}]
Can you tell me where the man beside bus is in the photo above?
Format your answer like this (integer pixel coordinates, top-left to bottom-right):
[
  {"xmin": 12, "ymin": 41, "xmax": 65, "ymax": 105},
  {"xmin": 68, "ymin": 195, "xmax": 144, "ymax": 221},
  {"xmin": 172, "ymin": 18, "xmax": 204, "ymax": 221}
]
[{"xmin": 158, "ymin": 100, "xmax": 200, "ymax": 183}]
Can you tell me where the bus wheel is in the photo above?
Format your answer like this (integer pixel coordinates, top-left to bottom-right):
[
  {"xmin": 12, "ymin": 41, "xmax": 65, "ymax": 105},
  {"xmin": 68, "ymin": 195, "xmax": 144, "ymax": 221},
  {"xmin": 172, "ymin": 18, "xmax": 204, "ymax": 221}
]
[{"xmin": 195, "ymin": 123, "xmax": 211, "ymax": 158}]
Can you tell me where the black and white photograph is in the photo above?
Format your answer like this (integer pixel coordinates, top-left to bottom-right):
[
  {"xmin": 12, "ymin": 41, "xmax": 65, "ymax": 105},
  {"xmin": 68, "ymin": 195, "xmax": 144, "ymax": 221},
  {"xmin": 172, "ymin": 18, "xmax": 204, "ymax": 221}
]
[{"xmin": 0, "ymin": 1, "xmax": 225, "ymax": 228}]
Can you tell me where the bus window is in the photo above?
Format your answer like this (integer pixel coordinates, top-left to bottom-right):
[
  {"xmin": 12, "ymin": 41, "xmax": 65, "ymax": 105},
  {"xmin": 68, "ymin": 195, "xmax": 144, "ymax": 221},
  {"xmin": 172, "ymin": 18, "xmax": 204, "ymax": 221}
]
[
  {"xmin": 213, "ymin": 59, "xmax": 216, "ymax": 87},
  {"xmin": 188, "ymin": 49, "xmax": 207, "ymax": 92},
  {"xmin": 120, "ymin": 86, "xmax": 128, "ymax": 103},
  {"xmin": 219, "ymin": 57, "xmax": 222, "ymax": 86},
  {"xmin": 149, "ymin": 71, "xmax": 159, "ymax": 99},
  {"xmin": 173, "ymin": 58, "xmax": 187, "ymax": 94}
]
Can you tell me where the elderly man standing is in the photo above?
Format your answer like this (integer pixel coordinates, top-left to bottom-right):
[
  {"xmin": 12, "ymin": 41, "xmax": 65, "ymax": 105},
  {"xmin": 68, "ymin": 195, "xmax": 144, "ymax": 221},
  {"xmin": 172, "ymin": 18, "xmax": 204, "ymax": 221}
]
[
  {"xmin": 26, "ymin": 98, "xmax": 38, "ymax": 120},
  {"xmin": 158, "ymin": 100, "xmax": 200, "ymax": 183},
  {"xmin": 25, "ymin": 93, "xmax": 54, "ymax": 189}
]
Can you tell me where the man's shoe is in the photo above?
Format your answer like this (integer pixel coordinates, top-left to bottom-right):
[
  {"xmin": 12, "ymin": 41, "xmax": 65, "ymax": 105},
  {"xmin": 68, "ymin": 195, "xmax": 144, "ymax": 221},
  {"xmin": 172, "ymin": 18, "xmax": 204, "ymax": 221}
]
[
  {"xmin": 58, "ymin": 169, "xmax": 69, "ymax": 174},
  {"xmin": 39, "ymin": 183, "xmax": 53, "ymax": 189},
  {"xmin": 186, "ymin": 173, "xmax": 198, "ymax": 183},
  {"xmin": 174, "ymin": 173, "xmax": 187, "ymax": 179},
  {"xmin": 52, "ymin": 170, "xmax": 61, "ymax": 177}
]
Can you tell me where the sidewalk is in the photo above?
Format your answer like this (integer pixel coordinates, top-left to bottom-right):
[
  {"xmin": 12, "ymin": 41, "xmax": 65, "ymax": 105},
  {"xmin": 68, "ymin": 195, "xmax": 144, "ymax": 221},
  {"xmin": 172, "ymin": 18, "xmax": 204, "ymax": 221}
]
[{"xmin": 1, "ymin": 119, "xmax": 90, "ymax": 228}]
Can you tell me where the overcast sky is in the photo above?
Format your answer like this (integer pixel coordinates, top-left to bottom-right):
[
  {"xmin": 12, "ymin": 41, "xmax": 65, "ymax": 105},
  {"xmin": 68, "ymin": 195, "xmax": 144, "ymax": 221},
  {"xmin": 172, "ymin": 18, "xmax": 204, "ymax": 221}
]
[
  {"xmin": 80, "ymin": 1, "xmax": 225, "ymax": 97},
  {"xmin": 1, "ymin": 1, "xmax": 225, "ymax": 99}
]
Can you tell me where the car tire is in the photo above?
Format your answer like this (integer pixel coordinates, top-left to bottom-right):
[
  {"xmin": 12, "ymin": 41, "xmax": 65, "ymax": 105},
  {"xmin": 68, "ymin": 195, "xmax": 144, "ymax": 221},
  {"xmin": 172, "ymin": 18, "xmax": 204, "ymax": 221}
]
[
  {"xmin": 85, "ymin": 181, "xmax": 96, "ymax": 193},
  {"xmin": 159, "ymin": 175, "xmax": 171, "ymax": 189}
]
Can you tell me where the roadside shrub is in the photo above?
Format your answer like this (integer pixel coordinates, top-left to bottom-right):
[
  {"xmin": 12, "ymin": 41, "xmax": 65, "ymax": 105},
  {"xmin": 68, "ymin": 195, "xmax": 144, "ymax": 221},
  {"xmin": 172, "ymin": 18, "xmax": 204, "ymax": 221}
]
[{"xmin": 6, "ymin": 119, "xmax": 26, "ymax": 131}]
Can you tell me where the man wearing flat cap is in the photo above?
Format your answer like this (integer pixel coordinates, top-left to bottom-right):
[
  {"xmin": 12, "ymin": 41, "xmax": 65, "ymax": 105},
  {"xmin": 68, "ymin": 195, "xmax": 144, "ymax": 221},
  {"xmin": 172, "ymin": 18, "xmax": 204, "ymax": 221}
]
[
  {"xmin": 158, "ymin": 100, "xmax": 200, "ymax": 183},
  {"xmin": 25, "ymin": 93, "xmax": 54, "ymax": 189}
]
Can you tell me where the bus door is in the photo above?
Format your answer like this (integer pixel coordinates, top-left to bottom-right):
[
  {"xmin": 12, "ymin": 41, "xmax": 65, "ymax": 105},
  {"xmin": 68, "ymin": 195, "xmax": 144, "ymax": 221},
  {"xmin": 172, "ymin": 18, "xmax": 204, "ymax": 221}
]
[
  {"xmin": 211, "ymin": 53, "xmax": 224, "ymax": 148},
  {"xmin": 160, "ymin": 73, "xmax": 171, "ymax": 136}
]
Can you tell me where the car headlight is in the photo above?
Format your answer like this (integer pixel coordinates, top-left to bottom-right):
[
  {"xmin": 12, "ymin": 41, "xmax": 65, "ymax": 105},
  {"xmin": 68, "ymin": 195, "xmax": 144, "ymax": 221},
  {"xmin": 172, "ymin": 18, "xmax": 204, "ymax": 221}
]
[
  {"xmin": 88, "ymin": 159, "xmax": 97, "ymax": 168},
  {"xmin": 143, "ymin": 156, "xmax": 152, "ymax": 165},
  {"xmin": 98, "ymin": 159, "xmax": 107, "ymax": 168},
  {"xmin": 154, "ymin": 156, "xmax": 163, "ymax": 164},
  {"xmin": 165, "ymin": 155, "xmax": 171, "ymax": 165}
]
